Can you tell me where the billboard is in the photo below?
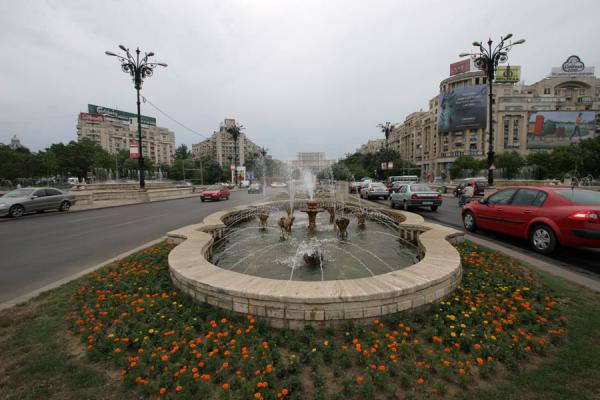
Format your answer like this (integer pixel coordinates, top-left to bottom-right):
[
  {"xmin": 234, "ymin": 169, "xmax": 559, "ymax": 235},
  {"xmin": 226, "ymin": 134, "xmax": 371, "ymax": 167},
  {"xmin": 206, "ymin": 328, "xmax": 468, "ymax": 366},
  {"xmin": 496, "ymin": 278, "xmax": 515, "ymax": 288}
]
[
  {"xmin": 527, "ymin": 111, "xmax": 596, "ymax": 149},
  {"xmin": 450, "ymin": 59, "xmax": 470, "ymax": 76},
  {"xmin": 495, "ymin": 66, "xmax": 521, "ymax": 83},
  {"xmin": 224, "ymin": 118, "xmax": 236, "ymax": 127},
  {"xmin": 438, "ymin": 85, "xmax": 487, "ymax": 132},
  {"xmin": 129, "ymin": 143, "xmax": 139, "ymax": 158},
  {"xmin": 88, "ymin": 104, "xmax": 156, "ymax": 126},
  {"xmin": 79, "ymin": 112, "xmax": 104, "ymax": 122},
  {"xmin": 551, "ymin": 55, "xmax": 595, "ymax": 76}
]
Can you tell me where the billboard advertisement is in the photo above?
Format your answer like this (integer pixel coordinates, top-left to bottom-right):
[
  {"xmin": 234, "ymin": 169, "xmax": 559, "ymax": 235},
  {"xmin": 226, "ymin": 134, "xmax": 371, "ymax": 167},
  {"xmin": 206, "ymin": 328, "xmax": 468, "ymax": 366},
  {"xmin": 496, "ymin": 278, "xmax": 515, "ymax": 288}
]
[
  {"xmin": 438, "ymin": 85, "xmax": 487, "ymax": 133},
  {"xmin": 450, "ymin": 59, "xmax": 470, "ymax": 76},
  {"xmin": 88, "ymin": 104, "xmax": 156, "ymax": 126},
  {"xmin": 79, "ymin": 112, "xmax": 104, "ymax": 122},
  {"xmin": 495, "ymin": 66, "xmax": 521, "ymax": 83},
  {"xmin": 527, "ymin": 111, "xmax": 596, "ymax": 149},
  {"xmin": 129, "ymin": 143, "xmax": 139, "ymax": 158},
  {"xmin": 551, "ymin": 55, "xmax": 595, "ymax": 76}
]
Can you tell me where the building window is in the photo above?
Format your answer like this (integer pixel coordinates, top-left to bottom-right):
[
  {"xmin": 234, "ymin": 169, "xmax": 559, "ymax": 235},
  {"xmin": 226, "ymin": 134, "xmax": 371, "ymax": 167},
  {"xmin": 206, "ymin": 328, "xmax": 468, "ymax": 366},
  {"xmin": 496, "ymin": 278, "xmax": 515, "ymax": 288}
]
[
  {"xmin": 544, "ymin": 88, "xmax": 551, "ymax": 95},
  {"xmin": 503, "ymin": 118, "xmax": 510, "ymax": 148}
]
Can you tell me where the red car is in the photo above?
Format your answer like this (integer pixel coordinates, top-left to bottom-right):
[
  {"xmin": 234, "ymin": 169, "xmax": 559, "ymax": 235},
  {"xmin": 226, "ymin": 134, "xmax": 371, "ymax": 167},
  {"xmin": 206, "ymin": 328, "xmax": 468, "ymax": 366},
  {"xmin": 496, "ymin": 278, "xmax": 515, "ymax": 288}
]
[
  {"xmin": 462, "ymin": 186, "xmax": 600, "ymax": 254},
  {"xmin": 200, "ymin": 185, "xmax": 230, "ymax": 202}
]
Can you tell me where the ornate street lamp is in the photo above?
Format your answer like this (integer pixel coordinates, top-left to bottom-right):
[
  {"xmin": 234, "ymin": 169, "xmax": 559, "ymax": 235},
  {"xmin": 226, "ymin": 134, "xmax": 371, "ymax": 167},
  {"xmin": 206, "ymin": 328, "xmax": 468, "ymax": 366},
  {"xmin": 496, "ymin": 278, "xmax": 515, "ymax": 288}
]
[
  {"xmin": 377, "ymin": 122, "xmax": 392, "ymax": 148},
  {"xmin": 459, "ymin": 34, "xmax": 525, "ymax": 186},
  {"xmin": 105, "ymin": 45, "xmax": 167, "ymax": 189},
  {"xmin": 225, "ymin": 122, "xmax": 245, "ymax": 187}
]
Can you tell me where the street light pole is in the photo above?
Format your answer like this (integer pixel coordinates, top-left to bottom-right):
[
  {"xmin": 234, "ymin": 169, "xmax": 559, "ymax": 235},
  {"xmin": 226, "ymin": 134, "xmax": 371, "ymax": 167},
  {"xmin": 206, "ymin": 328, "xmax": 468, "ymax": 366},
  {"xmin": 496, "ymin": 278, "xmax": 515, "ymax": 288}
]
[
  {"xmin": 459, "ymin": 34, "xmax": 525, "ymax": 186},
  {"xmin": 105, "ymin": 45, "xmax": 167, "ymax": 190}
]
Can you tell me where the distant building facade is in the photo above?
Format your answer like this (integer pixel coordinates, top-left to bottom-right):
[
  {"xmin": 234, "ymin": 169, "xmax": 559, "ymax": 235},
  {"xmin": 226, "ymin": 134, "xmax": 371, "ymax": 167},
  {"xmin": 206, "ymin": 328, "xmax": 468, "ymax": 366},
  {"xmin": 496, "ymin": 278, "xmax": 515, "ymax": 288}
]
[
  {"xmin": 9, "ymin": 134, "xmax": 23, "ymax": 150},
  {"xmin": 291, "ymin": 152, "xmax": 335, "ymax": 172},
  {"xmin": 359, "ymin": 55, "xmax": 600, "ymax": 178},
  {"xmin": 76, "ymin": 104, "xmax": 175, "ymax": 165},
  {"xmin": 191, "ymin": 119, "xmax": 262, "ymax": 167},
  {"xmin": 356, "ymin": 138, "xmax": 385, "ymax": 154}
]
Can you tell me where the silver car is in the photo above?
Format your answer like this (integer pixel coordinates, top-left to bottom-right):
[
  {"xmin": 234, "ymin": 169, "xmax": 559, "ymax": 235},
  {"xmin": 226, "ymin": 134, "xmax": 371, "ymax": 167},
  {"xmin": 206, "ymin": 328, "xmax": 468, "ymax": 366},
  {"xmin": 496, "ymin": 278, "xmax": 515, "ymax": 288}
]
[
  {"xmin": 390, "ymin": 183, "xmax": 442, "ymax": 211},
  {"xmin": 359, "ymin": 182, "xmax": 389, "ymax": 200},
  {"xmin": 0, "ymin": 187, "xmax": 77, "ymax": 218}
]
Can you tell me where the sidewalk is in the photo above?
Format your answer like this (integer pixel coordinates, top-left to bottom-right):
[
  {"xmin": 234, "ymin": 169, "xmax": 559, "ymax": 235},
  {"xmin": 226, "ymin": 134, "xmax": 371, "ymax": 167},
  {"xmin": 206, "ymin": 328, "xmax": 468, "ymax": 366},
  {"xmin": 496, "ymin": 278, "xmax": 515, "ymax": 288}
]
[{"xmin": 466, "ymin": 234, "xmax": 600, "ymax": 293}]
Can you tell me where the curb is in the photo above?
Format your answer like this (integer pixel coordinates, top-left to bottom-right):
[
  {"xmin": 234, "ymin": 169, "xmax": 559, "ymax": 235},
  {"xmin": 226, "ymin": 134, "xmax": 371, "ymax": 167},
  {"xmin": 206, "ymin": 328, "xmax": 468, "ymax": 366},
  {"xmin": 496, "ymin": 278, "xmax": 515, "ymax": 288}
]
[{"xmin": 0, "ymin": 237, "xmax": 166, "ymax": 311}]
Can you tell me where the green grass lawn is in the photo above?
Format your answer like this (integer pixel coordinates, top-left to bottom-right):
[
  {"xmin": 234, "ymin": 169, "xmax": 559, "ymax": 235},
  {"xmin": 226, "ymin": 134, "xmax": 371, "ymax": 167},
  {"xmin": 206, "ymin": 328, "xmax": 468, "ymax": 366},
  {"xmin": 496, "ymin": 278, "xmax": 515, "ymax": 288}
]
[{"xmin": 0, "ymin": 241, "xmax": 598, "ymax": 400}]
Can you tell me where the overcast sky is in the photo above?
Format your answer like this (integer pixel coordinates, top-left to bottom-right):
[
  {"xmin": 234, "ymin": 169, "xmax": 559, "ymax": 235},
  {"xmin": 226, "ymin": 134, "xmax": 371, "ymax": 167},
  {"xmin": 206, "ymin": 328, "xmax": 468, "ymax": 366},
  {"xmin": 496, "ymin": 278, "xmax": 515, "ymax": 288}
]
[{"xmin": 1, "ymin": 0, "xmax": 598, "ymax": 161}]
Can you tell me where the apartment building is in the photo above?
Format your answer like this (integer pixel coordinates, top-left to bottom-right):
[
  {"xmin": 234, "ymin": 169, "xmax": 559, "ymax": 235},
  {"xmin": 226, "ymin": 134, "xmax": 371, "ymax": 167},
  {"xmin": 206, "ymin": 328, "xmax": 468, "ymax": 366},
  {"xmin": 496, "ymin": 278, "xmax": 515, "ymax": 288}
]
[
  {"xmin": 76, "ymin": 104, "xmax": 175, "ymax": 165},
  {"xmin": 191, "ymin": 119, "xmax": 262, "ymax": 167},
  {"xmin": 367, "ymin": 55, "xmax": 600, "ymax": 178},
  {"xmin": 356, "ymin": 138, "xmax": 385, "ymax": 154}
]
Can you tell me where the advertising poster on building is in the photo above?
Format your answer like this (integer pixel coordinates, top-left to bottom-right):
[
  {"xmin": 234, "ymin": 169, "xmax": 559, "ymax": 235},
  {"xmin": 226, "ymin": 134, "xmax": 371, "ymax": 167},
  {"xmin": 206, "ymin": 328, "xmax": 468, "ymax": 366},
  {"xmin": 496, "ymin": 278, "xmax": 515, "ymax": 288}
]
[
  {"xmin": 495, "ymin": 66, "xmax": 521, "ymax": 83},
  {"xmin": 450, "ymin": 59, "xmax": 470, "ymax": 76},
  {"xmin": 438, "ymin": 85, "xmax": 487, "ymax": 133},
  {"xmin": 129, "ymin": 143, "xmax": 139, "ymax": 158},
  {"xmin": 527, "ymin": 111, "xmax": 596, "ymax": 149}
]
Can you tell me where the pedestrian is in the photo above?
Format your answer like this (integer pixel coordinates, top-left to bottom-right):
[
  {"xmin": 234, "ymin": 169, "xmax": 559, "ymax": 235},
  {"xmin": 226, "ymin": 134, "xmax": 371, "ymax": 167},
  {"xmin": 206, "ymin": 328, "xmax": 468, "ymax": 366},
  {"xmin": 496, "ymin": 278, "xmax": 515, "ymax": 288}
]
[{"xmin": 461, "ymin": 183, "xmax": 474, "ymax": 206}]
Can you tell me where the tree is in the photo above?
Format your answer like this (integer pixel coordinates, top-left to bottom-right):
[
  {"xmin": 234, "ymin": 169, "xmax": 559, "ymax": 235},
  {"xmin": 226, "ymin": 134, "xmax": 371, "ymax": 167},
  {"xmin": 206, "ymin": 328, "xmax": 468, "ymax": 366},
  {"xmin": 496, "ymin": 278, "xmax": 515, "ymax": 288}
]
[
  {"xmin": 495, "ymin": 151, "xmax": 524, "ymax": 179},
  {"xmin": 449, "ymin": 156, "xmax": 486, "ymax": 180},
  {"xmin": 174, "ymin": 144, "xmax": 191, "ymax": 160}
]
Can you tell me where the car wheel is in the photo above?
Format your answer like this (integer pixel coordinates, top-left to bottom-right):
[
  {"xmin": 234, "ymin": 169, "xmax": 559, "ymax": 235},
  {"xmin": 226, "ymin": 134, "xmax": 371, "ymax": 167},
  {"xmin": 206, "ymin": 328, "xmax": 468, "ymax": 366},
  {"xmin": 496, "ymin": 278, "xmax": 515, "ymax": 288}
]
[
  {"xmin": 530, "ymin": 224, "xmax": 557, "ymax": 254},
  {"xmin": 201, "ymin": 198, "xmax": 205, "ymax": 202},
  {"xmin": 403, "ymin": 200, "xmax": 408, "ymax": 211},
  {"xmin": 430, "ymin": 205, "xmax": 438, "ymax": 212},
  {"xmin": 9, "ymin": 205, "xmax": 25, "ymax": 218},
  {"xmin": 462, "ymin": 211, "xmax": 476, "ymax": 232},
  {"xmin": 59, "ymin": 200, "xmax": 71, "ymax": 212}
]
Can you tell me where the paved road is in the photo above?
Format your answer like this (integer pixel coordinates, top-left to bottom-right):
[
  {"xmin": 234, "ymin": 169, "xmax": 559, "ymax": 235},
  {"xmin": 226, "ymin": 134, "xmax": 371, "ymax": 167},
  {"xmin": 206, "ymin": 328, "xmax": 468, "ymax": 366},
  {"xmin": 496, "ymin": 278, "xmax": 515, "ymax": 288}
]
[
  {"xmin": 368, "ymin": 195, "xmax": 600, "ymax": 279},
  {"xmin": 0, "ymin": 190, "xmax": 267, "ymax": 304}
]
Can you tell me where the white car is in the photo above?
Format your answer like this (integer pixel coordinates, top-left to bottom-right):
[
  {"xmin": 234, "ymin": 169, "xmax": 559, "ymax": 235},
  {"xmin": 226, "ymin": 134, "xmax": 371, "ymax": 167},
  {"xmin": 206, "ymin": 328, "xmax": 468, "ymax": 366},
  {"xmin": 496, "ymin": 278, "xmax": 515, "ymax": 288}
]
[
  {"xmin": 270, "ymin": 182, "xmax": 287, "ymax": 188},
  {"xmin": 240, "ymin": 180, "xmax": 251, "ymax": 188},
  {"xmin": 359, "ymin": 182, "xmax": 389, "ymax": 200}
]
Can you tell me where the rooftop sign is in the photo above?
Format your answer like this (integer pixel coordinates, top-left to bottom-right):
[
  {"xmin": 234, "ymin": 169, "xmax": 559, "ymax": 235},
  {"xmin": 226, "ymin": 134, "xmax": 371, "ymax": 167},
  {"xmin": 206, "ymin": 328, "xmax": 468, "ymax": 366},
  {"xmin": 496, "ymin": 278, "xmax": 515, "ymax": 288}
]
[
  {"xmin": 551, "ymin": 55, "xmax": 595, "ymax": 76},
  {"xmin": 88, "ymin": 104, "xmax": 157, "ymax": 126}
]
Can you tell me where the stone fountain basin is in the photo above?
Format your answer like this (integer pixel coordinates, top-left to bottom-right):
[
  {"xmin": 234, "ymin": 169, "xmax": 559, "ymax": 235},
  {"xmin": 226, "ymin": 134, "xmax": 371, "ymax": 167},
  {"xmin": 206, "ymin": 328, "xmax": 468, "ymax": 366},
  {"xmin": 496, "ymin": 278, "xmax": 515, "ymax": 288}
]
[{"xmin": 167, "ymin": 202, "xmax": 464, "ymax": 329}]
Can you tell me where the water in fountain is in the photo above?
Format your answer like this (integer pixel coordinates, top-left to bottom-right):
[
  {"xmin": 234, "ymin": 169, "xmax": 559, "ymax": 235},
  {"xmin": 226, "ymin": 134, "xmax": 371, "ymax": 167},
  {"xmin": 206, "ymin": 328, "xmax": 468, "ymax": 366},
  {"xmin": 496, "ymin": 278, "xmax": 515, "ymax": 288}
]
[
  {"xmin": 301, "ymin": 169, "xmax": 316, "ymax": 200},
  {"xmin": 212, "ymin": 205, "xmax": 418, "ymax": 281}
]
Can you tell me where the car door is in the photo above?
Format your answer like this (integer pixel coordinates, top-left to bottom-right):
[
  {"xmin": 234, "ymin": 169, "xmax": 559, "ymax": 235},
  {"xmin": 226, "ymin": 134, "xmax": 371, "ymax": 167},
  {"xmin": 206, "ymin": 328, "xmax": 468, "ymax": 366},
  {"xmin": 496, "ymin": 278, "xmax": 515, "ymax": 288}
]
[
  {"xmin": 44, "ymin": 188, "xmax": 64, "ymax": 209},
  {"xmin": 476, "ymin": 188, "xmax": 518, "ymax": 232},
  {"xmin": 500, "ymin": 189, "xmax": 548, "ymax": 238},
  {"xmin": 29, "ymin": 189, "xmax": 50, "ymax": 211}
]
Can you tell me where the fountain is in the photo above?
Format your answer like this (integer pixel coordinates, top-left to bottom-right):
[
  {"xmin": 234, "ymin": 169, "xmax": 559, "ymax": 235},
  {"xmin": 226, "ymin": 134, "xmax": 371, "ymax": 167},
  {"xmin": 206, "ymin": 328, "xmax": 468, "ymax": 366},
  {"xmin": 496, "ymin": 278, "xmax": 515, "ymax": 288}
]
[
  {"xmin": 167, "ymin": 170, "xmax": 464, "ymax": 329},
  {"xmin": 258, "ymin": 212, "xmax": 269, "ymax": 230},
  {"xmin": 335, "ymin": 217, "xmax": 350, "ymax": 240},
  {"xmin": 300, "ymin": 199, "xmax": 325, "ymax": 232}
]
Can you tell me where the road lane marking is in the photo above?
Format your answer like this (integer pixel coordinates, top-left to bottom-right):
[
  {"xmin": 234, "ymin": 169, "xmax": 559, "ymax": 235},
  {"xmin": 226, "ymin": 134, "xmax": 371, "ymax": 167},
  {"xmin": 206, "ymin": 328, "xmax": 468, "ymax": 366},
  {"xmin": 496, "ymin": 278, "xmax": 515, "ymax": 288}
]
[{"xmin": 68, "ymin": 213, "xmax": 120, "ymax": 223}]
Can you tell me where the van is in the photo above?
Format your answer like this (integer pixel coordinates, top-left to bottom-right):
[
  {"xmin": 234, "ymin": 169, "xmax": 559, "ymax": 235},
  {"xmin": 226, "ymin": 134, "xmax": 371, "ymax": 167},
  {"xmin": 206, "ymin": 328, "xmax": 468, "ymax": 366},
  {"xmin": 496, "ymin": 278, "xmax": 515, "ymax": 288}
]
[
  {"xmin": 387, "ymin": 175, "xmax": 419, "ymax": 184},
  {"xmin": 67, "ymin": 177, "xmax": 79, "ymax": 186}
]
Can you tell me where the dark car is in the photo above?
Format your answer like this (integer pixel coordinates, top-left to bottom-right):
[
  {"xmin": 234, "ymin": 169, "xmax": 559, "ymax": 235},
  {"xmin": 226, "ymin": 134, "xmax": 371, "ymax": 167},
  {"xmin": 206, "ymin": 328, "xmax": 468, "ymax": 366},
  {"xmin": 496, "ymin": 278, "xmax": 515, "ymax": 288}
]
[
  {"xmin": 200, "ymin": 185, "xmax": 230, "ymax": 202},
  {"xmin": 0, "ymin": 187, "xmax": 77, "ymax": 218},
  {"xmin": 462, "ymin": 186, "xmax": 600, "ymax": 254}
]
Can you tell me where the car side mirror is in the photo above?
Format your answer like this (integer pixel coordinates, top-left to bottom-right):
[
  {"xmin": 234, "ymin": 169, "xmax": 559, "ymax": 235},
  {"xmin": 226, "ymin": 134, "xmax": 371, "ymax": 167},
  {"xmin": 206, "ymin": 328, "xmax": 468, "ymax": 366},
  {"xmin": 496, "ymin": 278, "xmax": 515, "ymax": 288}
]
[{"xmin": 479, "ymin": 198, "xmax": 487, "ymax": 205}]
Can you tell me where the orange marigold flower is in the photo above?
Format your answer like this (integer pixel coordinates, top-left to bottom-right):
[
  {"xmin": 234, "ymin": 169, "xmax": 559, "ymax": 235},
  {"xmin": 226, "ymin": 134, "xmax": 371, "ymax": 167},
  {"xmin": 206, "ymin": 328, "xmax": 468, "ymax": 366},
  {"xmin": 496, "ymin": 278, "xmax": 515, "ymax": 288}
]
[
  {"xmin": 417, "ymin": 378, "xmax": 424, "ymax": 385},
  {"xmin": 356, "ymin": 376, "xmax": 364, "ymax": 383},
  {"xmin": 161, "ymin": 355, "xmax": 168, "ymax": 362},
  {"xmin": 282, "ymin": 388, "xmax": 289, "ymax": 395},
  {"xmin": 459, "ymin": 368, "xmax": 465, "ymax": 375},
  {"xmin": 473, "ymin": 343, "xmax": 481, "ymax": 350},
  {"xmin": 378, "ymin": 365, "xmax": 385, "ymax": 372},
  {"xmin": 254, "ymin": 393, "xmax": 262, "ymax": 399},
  {"xmin": 175, "ymin": 385, "xmax": 183, "ymax": 392},
  {"xmin": 114, "ymin": 348, "xmax": 121, "ymax": 353},
  {"xmin": 221, "ymin": 318, "xmax": 227, "ymax": 323},
  {"xmin": 159, "ymin": 388, "xmax": 167, "ymax": 395},
  {"xmin": 222, "ymin": 383, "xmax": 229, "ymax": 391},
  {"xmin": 476, "ymin": 357, "xmax": 484, "ymax": 365},
  {"xmin": 222, "ymin": 362, "xmax": 229, "ymax": 369}
]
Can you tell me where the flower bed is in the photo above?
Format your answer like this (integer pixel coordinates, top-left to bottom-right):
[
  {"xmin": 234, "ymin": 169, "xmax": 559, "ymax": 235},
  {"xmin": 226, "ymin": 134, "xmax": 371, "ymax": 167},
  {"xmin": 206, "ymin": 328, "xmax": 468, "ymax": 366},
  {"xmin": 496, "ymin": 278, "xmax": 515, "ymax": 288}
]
[{"xmin": 69, "ymin": 241, "xmax": 566, "ymax": 399}]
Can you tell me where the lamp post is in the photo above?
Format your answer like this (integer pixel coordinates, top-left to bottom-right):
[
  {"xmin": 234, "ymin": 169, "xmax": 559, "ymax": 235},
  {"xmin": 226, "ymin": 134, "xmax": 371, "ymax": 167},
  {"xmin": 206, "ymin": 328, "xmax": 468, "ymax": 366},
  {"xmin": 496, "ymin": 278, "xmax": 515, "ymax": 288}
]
[
  {"xmin": 459, "ymin": 34, "xmax": 525, "ymax": 186},
  {"xmin": 225, "ymin": 122, "xmax": 245, "ymax": 187},
  {"xmin": 105, "ymin": 45, "xmax": 167, "ymax": 190},
  {"xmin": 377, "ymin": 122, "xmax": 392, "ymax": 148}
]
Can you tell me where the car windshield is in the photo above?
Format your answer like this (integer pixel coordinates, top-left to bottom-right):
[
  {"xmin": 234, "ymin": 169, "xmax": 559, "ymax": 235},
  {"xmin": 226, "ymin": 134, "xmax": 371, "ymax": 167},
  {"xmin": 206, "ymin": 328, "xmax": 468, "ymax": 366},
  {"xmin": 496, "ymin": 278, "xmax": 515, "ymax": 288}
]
[
  {"xmin": 206, "ymin": 185, "xmax": 222, "ymax": 190},
  {"xmin": 410, "ymin": 184, "xmax": 433, "ymax": 192},
  {"xmin": 555, "ymin": 189, "xmax": 600, "ymax": 205},
  {"xmin": 3, "ymin": 189, "xmax": 35, "ymax": 198}
]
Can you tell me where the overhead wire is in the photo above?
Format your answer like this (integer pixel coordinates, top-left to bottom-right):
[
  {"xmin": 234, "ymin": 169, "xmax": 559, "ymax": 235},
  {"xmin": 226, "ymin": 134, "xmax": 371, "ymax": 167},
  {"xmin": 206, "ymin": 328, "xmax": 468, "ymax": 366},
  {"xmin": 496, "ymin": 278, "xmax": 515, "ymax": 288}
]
[{"xmin": 141, "ymin": 95, "xmax": 210, "ymax": 139}]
